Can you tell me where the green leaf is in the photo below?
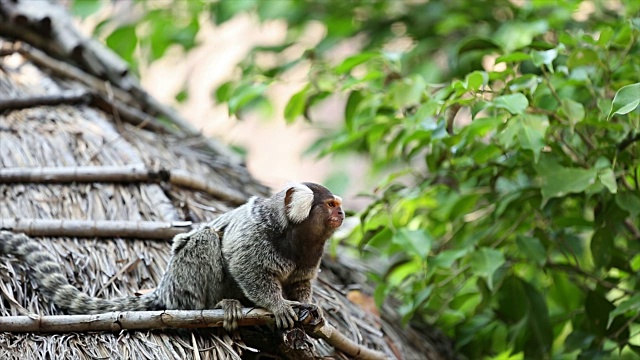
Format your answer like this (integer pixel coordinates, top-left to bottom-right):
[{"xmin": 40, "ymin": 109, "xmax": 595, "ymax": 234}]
[
  {"xmin": 284, "ymin": 85, "xmax": 310, "ymax": 124},
  {"xmin": 523, "ymin": 281, "xmax": 553, "ymax": 358},
  {"xmin": 498, "ymin": 115, "xmax": 548, "ymax": 161},
  {"xmin": 457, "ymin": 36, "xmax": 500, "ymax": 53},
  {"xmin": 335, "ymin": 52, "xmax": 377, "ymax": 74},
  {"xmin": 175, "ymin": 89, "xmax": 188, "ymax": 103},
  {"xmin": 608, "ymin": 293, "xmax": 640, "ymax": 326},
  {"xmin": 145, "ymin": 12, "xmax": 199, "ymax": 61},
  {"xmin": 463, "ymin": 117, "xmax": 503, "ymax": 139},
  {"xmin": 598, "ymin": 168, "xmax": 617, "ymax": 194},
  {"xmin": 535, "ymin": 157, "xmax": 597, "ymax": 203},
  {"xmin": 548, "ymin": 272, "xmax": 583, "ymax": 313},
  {"xmin": 497, "ymin": 275, "xmax": 527, "ymax": 321},
  {"xmin": 345, "ymin": 91, "xmax": 363, "ymax": 131},
  {"xmin": 531, "ymin": 48, "xmax": 558, "ymax": 69},
  {"xmin": 567, "ymin": 48, "xmax": 599, "ymax": 69},
  {"xmin": 498, "ymin": 118, "xmax": 519, "ymax": 148},
  {"xmin": 508, "ymin": 74, "xmax": 540, "ymax": 93},
  {"xmin": 495, "ymin": 52, "xmax": 531, "ymax": 64},
  {"xmin": 493, "ymin": 93, "xmax": 529, "ymax": 115},
  {"xmin": 387, "ymin": 260, "xmax": 421, "ymax": 287},
  {"xmin": 585, "ymin": 290, "xmax": 615, "ymax": 336},
  {"xmin": 616, "ymin": 192, "xmax": 640, "ymax": 217},
  {"xmin": 591, "ymin": 227, "xmax": 613, "ymax": 269},
  {"xmin": 212, "ymin": 0, "xmax": 256, "ymax": 24},
  {"xmin": 608, "ymin": 83, "xmax": 640, "ymax": 119},
  {"xmin": 214, "ymin": 81, "xmax": 234, "ymax": 102},
  {"xmin": 470, "ymin": 248, "xmax": 504, "ymax": 290},
  {"xmin": 364, "ymin": 227, "xmax": 393, "ymax": 250},
  {"xmin": 597, "ymin": 27, "xmax": 614, "ymax": 48},
  {"xmin": 517, "ymin": 114, "xmax": 549, "ymax": 162},
  {"xmin": 516, "ymin": 236, "xmax": 546, "ymax": 265},
  {"xmin": 373, "ymin": 283, "xmax": 388, "ymax": 308},
  {"xmin": 227, "ymin": 82, "xmax": 267, "ymax": 115},
  {"xmin": 472, "ymin": 145, "xmax": 502, "ymax": 163},
  {"xmin": 565, "ymin": 331, "xmax": 595, "ymax": 352},
  {"xmin": 106, "ymin": 25, "xmax": 137, "ymax": 65},
  {"xmin": 389, "ymin": 75, "xmax": 426, "ymax": 108},
  {"xmin": 431, "ymin": 248, "xmax": 469, "ymax": 268},
  {"xmin": 494, "ymin": 20, "xmax": 548, "ymax": 51},
  {"xmin": 72, "ymin": 0, "xmax": 102, "ymax": 18},
  {"xmin": 466, "ymin": 71, "xmax": 488, "ymax": 91},
  {"xmin": 393, "ymin": 229, "xmax": 433, "ymax": 258},
  {"xmin": 612, "ymin": 22, "xmax": 632, "ymax": 47},
  {"xmin": 561, "ymin": 99, "xmax": 585, "ymax": 128}
]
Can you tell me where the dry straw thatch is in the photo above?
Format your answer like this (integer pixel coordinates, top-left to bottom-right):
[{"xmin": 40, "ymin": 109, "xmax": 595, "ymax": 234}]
[{"xmin": 0, "ymin": 1, "xmax": 453, "ymax": 359}]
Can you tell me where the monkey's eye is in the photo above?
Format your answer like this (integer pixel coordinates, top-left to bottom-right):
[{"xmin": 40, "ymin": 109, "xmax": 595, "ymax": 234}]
[{"xmin": 327, "ymin": 201, "xmax": 336, "ymax": 208}]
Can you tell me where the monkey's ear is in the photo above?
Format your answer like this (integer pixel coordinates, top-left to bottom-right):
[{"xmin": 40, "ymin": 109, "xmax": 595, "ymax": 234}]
[{"xmin": 284, "ymin": 183, "xmax": 314, "ymax": 223}]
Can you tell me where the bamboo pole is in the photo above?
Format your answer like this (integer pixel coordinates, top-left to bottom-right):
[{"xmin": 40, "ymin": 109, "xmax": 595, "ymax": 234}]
[
  {"xmin": 0, "ymin": 310, "xmax": 390, "ymax": 360},
  {"xmin": 0, "ymin": 91, "xmax": 91, "ymax": 111},
  {"xmin": 0, "ymin": 309, "xmax": 271, "ymax": 332},
  {"xmin": 0, "ymin": 164, "xmax": 149, "ymax": 183},
  {"xmin": 0, "ymin": 165, "xmax": 248, "ymax": 205},
  {"xmin": 0, "ymin": 218, "xmax": 192, "ymax": 239}
]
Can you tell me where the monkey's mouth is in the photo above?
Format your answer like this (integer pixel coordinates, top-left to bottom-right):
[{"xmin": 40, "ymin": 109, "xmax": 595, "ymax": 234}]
[{"xmin": 328, "ymin": 217, "xmax": 343, "ymax": 228}]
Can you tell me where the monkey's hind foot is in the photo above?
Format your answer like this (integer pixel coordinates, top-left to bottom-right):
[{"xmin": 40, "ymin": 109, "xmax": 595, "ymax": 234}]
[{"xmin": 217, "ymin": 299, "xmax": 243, "ymax": 332}]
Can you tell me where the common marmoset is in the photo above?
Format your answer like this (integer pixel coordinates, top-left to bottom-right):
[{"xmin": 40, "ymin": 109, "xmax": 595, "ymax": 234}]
[
  {"xmin": 0, "ymin": 182, "xmax": 344, "ymax": 330},
  {"xmin": 210, "ymin": 182, "xmax": 344, "ymax": 328}
]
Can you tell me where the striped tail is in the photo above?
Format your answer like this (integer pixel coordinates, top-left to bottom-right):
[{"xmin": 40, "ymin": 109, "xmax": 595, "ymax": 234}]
[{"xmin": 0, "ymin": 231, "xmax": 158, "ymax": 313}]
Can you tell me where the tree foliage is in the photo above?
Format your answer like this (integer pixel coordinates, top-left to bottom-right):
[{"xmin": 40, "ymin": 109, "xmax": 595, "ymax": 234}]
[{"xmin": 87, "ymin": 0, "xmax": 640, "ymax": 358}]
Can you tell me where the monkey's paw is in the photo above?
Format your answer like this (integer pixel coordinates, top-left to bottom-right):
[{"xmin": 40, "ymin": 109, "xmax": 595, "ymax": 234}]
[
  {"xmin": 293, "ymin": 303, "xmax": 324, "ymax": 329},
  {"xmin": 216, "ymin": 299, "xmax": 243, "ymax": 331},
  {"xmin": 273, "ymin": 303, "xmax": 298, "ymax": 329}
]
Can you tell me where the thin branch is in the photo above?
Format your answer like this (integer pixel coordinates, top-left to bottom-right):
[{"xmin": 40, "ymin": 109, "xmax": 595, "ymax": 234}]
[
  {"xmin": 624, "ymin": 219, "xmax": 640, "ymax": 240},
  {"xmin": 0, "ymin": 91, "xmax": 91, "ymax": 111},
  {"xmin": 0, "ymin": 218, "xmax": 192, "ymax": 239},
  {"xmin": 617, "ymin": 133, "xmax": 640, "ymax": 152},
  {"xmin": 310, "ymin": 323, "xmax": 389, "ymax": 360},
  {"xmin": 1, "ymin": 42, "xmax": 172, "ymax": 134},
  {"xmin": 1, "ymin": 34, "xmax": 239, "ymax": 164},
  {"xmin": 0, "ymin": 165, "xmax": 248, "ymax": 205},
  {"xmin": 539, "ymin": 67, "xmax": 595, "ymax": 151},
  {"xmin": 610, "ymin": 312, "xmax": 640, "ymax": 341},
  {"xmin": 445, "ymin": 103, "xmax": 462, "ymax": 135},
  {"xmin": 169, "ymin": 169, "xmax": 247, "ymax": 205},
  {"xmin": 14, "ymin": 36, "xmax": 235, "ymax": 160},
  {"xmin": 546, "ymin": 262, "xmax": 635, "ymax": 296},
  {"xmin": 89, "ymin": 93, "xmax": 178, "ymax": 135},
  {"xmin": 11, "ymin": 41, "xmax": 136, "ymax": 107}
]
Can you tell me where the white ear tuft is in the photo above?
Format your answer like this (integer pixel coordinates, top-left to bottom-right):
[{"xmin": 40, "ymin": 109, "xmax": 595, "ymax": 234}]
[{"xmin": 285, "ymin": 183, "xmax": 314, "ymax": 223}]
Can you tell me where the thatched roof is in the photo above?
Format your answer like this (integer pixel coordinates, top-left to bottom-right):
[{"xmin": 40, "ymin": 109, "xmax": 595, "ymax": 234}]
[{"xmin": 0, "ymin": 2, "xmax": 452, "ymax": 359}]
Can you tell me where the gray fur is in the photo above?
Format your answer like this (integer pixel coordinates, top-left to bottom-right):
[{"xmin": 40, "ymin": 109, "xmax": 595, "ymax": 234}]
[
  {"xmin": 0, "ymin": 182, "xmax": 344, "ymax": 330},
  {"xmin": 0, "ymin": 227, "xmax": 225, "ymax": 314}
]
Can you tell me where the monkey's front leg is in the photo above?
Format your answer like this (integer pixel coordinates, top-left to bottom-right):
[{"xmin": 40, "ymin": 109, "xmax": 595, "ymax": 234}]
[
  {"xmin": 284, "ymin": 280, "xmax": 324, "ymax": 326},
  {"xmin": 284, "ymin": 279, "xmax": 312, "ymax": 303},
  {"xmin": 235, "ymin": 271, "xmax": 298, "ymax": 329}
]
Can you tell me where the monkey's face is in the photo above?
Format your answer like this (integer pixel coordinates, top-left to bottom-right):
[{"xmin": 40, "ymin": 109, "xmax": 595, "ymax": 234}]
[
  {"xmin": 284, "ymin": 182, "xmax": 345, "ymax": 232},
  {"xmin": 324, "ymin": 195, "xmax": 344, "ymax": 229}
]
